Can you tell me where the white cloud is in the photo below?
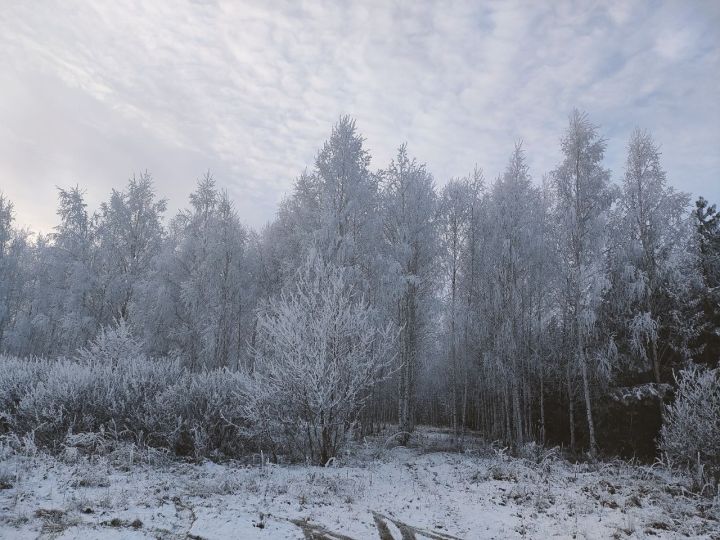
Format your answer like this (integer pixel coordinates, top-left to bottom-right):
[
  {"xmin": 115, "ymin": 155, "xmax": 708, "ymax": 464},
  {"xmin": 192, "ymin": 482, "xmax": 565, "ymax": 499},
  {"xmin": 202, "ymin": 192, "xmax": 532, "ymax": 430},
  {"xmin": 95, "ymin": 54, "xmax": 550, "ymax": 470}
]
[{"xmin": 0, "ymin": 0, "xmax": 718, "ymax": 233}]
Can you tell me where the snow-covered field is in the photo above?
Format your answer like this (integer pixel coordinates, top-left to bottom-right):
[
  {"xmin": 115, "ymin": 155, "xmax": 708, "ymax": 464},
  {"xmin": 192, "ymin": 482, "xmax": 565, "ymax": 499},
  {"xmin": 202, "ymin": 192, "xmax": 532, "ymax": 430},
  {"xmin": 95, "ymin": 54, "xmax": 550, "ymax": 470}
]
[{"xmin": 1, "ymin": 428, "xmax": 717, "ymax": 539}]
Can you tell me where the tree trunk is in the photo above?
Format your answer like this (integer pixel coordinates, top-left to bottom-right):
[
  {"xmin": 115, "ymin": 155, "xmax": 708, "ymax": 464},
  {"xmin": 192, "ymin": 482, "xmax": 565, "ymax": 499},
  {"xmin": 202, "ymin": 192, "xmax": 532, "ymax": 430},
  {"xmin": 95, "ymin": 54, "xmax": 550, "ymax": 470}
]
[
  {"xmin": 579, "ymin": 349, "xmax": 597, "ymax": 457},
  {"xmin": 650, "ymin": 334, "xmax": 661, "ymax": 384},
  {"xmin": 540, "ymin": 366, "xmax": 546, "ymax": 445},
  {"xmin": 567, "ymin": 364, "xmax": 576, "ymax": 452},
  {"xmin": 512, "ymin": 377, "xmax": 523, "ymax": 448}
]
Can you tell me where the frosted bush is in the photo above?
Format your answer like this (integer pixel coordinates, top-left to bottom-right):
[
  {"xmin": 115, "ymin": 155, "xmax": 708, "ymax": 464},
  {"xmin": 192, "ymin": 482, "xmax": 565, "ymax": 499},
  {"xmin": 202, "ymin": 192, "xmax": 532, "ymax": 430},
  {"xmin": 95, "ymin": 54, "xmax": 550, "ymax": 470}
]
[
  {"xmin": 0, "ymin": 356, "xmax": 52, "ymax": 432},
  {"xmin": 660, "ymin": 364, "xmax": 720, "ymax": 489},
  {"xmin": 249, "ymin": 255, "xmax": 396, "ymax": 464},
  {"xmin": 154, "ymin": 368, "xmax": 252, "ymax": 458},
  {"xmin": 15, "ymin": 359, "xmax": 98, "ymax": 446},
  {"xmin": 77, "ymin": 319, "xmax": 144, "ymax": 364},
  {"xmin": 93, "ymin": 356, "xmax": 182, "ymax": 441},
  {"xmin": 13, "ymin": 356, "xmax": 181, "ymax": 448}
]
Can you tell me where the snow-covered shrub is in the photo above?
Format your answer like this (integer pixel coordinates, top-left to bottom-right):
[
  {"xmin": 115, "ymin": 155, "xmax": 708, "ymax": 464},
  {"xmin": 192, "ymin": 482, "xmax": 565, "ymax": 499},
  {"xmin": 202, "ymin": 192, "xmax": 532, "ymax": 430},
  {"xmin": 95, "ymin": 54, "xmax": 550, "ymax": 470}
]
[
  {"xmin": 0, "ymin": 352, "xmax": 256, "ymax": 458},
  {"xmin": 10, "ymin": 321, "xmax": 171, "ymax": 448},
  {"xmin": 0, "ymin": 464, "xmax": 15, "ymax": 490},
  {"xmin": 0, "ymin": 347, "xmax": 283, "ymax": 461},
  {"xmin": 660, "ymin": 364, "xmax": 720, "ymax": 488},
  {"xmin": 14, "ymin": 359, "xmax": 97, "ymax": 446},
  {"xmin": 0, "ymin": 356, "xmax": 52, "ymax": 432},
  {"xmin": 13, "ymin": 356, "xmax": 181, "ymax": 448},
  {"xmin": 76, "ymin": 319, "xmax": 144, "ymax": 364},
  {"xmin": 154, "ymin": 368, "xmax": 252, "ymax": 458},
  {"xmin": 249, "ymin": 254, "xmax": 396, "ymax": 464},
  {"xmin": 93, "ymin": 356, "xmax": 182, "ymax": 442},
  {"xmin": 519, "ymin": 441, "xmax": 560, "ymax": 466}
]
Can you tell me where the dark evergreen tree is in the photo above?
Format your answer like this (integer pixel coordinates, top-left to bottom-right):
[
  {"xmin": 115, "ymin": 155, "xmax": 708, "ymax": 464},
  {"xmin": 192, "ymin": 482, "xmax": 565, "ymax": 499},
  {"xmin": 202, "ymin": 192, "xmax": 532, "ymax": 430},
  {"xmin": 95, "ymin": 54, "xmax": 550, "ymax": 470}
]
[{"xmin": 693, "ymin": 197, "xmax": 720, "ymax": 368}]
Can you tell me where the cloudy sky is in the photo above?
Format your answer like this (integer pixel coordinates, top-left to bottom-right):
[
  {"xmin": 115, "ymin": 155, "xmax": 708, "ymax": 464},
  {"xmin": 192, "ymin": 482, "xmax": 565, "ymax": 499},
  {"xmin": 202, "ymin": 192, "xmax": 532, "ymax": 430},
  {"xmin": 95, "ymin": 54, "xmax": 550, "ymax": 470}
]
[{"xmin": 1, "ymin": 0, "xmax": 718, "ymax": 233}]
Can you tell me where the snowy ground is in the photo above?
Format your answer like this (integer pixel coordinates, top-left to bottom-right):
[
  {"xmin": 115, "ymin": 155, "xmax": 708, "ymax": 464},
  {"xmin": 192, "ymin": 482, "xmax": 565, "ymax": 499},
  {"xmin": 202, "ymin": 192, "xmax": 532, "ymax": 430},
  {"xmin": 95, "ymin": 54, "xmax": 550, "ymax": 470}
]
[{"xmin": 1, "ymin": 428, "xmax": 718, "ymax": 539}]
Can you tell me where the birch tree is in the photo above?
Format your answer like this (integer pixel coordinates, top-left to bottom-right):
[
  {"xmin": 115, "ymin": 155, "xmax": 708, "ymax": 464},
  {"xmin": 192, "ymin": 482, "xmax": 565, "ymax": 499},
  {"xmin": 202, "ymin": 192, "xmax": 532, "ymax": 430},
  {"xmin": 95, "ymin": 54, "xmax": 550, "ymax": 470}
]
[
  {"xmin": 0, "ymin": 195, "xmax": 29, "ymax": 352},
  {"xmin": 95, "ymin": 173, "xmax": 166, "ymax": 325},
  {"xmin": 467, "ymin": 143, "xmax": 550, "ymax": 447},
  {"xmin": 551, "ymin": 110, "xmax": 614, "ymax": 456},
  {"xmin": 438, "ymin": 170, "xmax": 483, "ymax": 436},
  {"xmin": 606, "ymin": 129, "xmax": 691, "ymax": 383},
  {"xmin": 137, "ymin": 175, "xmax": 252, "ymax": 368},
  {"xmin": 25, "ymin": 186, "xmax": 100, "ymax": 357},
  {"xmin": 382, "ymin": 145, "xmax": 438, "ymax": 443}
]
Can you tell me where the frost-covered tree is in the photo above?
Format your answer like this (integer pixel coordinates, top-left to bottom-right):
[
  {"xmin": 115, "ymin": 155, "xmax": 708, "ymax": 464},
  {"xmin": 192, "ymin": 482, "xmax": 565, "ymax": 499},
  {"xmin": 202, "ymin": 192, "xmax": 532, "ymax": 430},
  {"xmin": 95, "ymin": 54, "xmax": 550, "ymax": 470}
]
[
  {"xmin": 257, "ymin": 118, "xmax": 391, "ymax": 431},
  {"xmin": 438, "ymin": 170, "xmax": 485, "ymax": 436},
  {"xmin": 0, "ymin": 195, "xmax": 29, "ymax": 352},
  {"xmin": 271, "ymin": 117, "xmax": 383, "ymax": 296},
  {"xmin": 265, "ymin": 171, "xmax": 323, "ymax": 289},
  {"xmin": 692, "ymin": 197, "xmax": 720, "ymax": 368},
  {"xmin": 138, "ymin": 175, "xmax": 252, "ymax": 368},
  {"xmin": 95, "ymin": 173, "xmax": 166, "ymax": 324},
  {"xmin": 23, "ymin": 187, "xmax": 100, "ymax": 356},
  {"xmin": 315, "ymin": 117, "xmax": 380, "ymax": 276},
  {"xmin": 382, "ymin": 145, "xmax": 439, "ymax": 443},
  {"xmin": 551, "ymin": 111, "xmax": 614, "ymax": 456},
  {"xmin": 249, "ymin": 252, "xmax": 396, "ymax": 464},
  {"xmin": 605, "ymin": 129, "xmax": 692, "ymax": 383},
  {"xmin": 484, "ymin": 143, "xmax": 550, "ymax": 447}
]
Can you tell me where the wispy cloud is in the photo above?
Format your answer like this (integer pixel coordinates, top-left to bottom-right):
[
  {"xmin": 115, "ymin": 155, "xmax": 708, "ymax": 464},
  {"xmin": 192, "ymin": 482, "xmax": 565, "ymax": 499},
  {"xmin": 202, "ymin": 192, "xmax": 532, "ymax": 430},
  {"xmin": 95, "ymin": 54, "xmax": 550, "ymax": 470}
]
[{"xmin": 1, "ymin": 0, "xmax": 718, "ymax": 232}]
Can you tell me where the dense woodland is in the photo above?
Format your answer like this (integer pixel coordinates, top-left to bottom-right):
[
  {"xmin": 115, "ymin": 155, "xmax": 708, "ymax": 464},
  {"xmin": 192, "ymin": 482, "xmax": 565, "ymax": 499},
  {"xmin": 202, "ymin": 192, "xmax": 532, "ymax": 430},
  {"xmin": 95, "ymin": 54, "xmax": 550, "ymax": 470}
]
[{"xmin": 0, "ymin": 111, "xmax": 718, "ymax": 475}]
